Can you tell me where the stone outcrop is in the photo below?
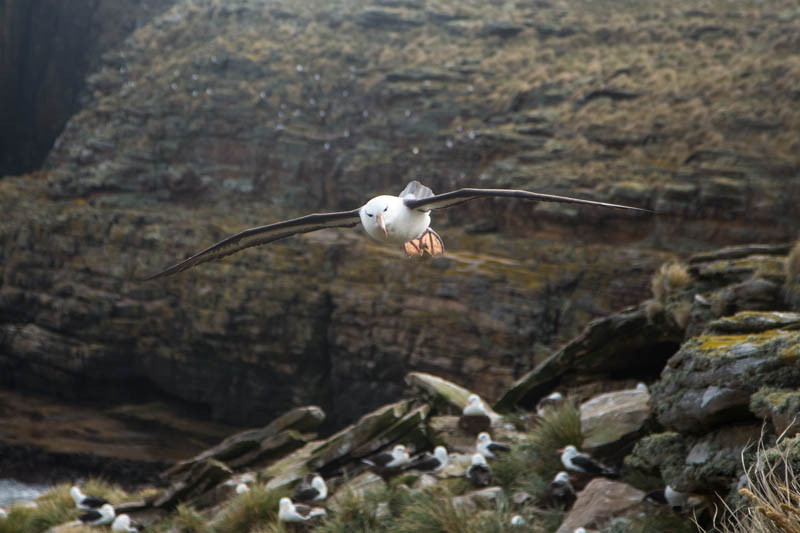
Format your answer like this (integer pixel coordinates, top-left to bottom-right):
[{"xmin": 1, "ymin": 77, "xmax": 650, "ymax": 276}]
[
  {"xmin": 652, "ymin": 313, "xmax": 800, "ymax": 433},
  {"xmin": 495, "ymin": 303, "xmax": 683, "ymax": 411},
  {"xmin": 556, "ymin": 478, "xmax": 645, "ymax": 533},
  {"xmin": 579, "ymin": 386, "xmax": 651, "ymax": 452},
  {"xmin": 0, "ymin": 0, "xmax": 178, "ymax": 176}
]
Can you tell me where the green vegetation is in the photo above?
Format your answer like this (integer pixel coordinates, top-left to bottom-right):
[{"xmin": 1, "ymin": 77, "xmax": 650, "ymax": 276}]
[
  {"xmin": 211, "ymin": 485, "xmax": 289, "ymax": 532},
  {"xmin": 0, "ymin": 480, "xmax": 126, "ymax": 533}
]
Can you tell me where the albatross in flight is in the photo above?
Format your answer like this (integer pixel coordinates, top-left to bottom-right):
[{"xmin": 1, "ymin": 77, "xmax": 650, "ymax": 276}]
[{"xmin": 143, "ymin": 180, "xmax": 650, "ymax": 280}]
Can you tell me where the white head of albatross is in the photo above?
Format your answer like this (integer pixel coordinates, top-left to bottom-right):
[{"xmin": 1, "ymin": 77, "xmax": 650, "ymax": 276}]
[
  {"xmin": 70, "ymin": 486, "xmax": 108, "ymax": 511},
  {"xmin": 462, "ymin": 394, "xmax": 489, "ymax": 417}
]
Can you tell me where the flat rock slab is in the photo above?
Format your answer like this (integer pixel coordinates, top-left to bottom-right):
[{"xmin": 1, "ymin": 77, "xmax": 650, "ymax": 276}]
[
  {"xmin": 496, "ymin": 303, "xmax": 682, "ymax": 411},
  {"xmin": 556, "ymin": 478, "xmax": 645, "ymax": 533},
  {"xmin": 580, "ymin": 387, "xmax": 651, "ymax": 451}
]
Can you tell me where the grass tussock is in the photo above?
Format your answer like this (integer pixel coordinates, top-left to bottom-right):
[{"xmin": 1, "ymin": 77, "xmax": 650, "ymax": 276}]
[
  {"xmin": 390, "ymin": 486, "xmax": 472, "ymax": 533},
  {"xmin": 316, "ymin": 486, "xmax": 388, "ymax": 533},
  {"xmin": 211, "ymin": 485, "xmax": 288, "ymax": 533},
  {"xmin": 0, "ymin": 479, "xmax": 127, "ymax": 533},
  {"xmin": 701, "ymin": 431, "xmax": 800, "ymax": 533},
  {"xmin": 651, "ymin": 262, "xmax": 693, "ymax": 303},
  {"xmin": 494, "ymin": 402, "xmax": 582, "ymax": 492},
  {"xmin": 170, "ymin": 504, "xmax": 211, "ymax": 533}
]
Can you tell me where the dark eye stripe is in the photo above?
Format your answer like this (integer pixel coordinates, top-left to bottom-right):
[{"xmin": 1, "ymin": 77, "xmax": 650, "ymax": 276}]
[{"xmin": 366, "ymin": 213, "xmax": 373, "ymax": 217}]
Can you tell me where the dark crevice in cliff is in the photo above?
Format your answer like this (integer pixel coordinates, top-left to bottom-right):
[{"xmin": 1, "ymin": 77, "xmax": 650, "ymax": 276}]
[{"xmin": 0, "ymin": 0, "xmax": 177, "ymax": 177}]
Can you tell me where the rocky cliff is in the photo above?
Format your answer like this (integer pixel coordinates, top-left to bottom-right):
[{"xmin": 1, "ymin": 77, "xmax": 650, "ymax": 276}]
[
  {"xmin": 1, "ymin": 0, "xmax": 799, "ymax": 433},
  {"xmin": 3, "ymin": 241, "xmax": 799, "ymax": 532}
]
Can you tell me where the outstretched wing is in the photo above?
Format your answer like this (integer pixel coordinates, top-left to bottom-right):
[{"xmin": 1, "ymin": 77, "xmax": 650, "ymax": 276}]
[
  {"xmin": 403, "ymin": 188, "xmax": 651, "ymax": 213},
  {"xmin": 141, "ymin": 209, "xmax": 362, "ymax": 281}
]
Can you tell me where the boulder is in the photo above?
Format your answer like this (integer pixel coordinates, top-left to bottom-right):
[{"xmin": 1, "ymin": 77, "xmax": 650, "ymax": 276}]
[
  {"xmin": 580, "ymin": 387, "xmax": 651, "ymax": 452},
  {"xmin": 627, "ymin": 424, "xmax": 762, "ymax": 493},
  {"xmin": 556, "ymin": 478, "xmax": 645, "ymax": 533},
  {"xmin": 652, "ymin": 316, "xmax": 800, "ymax": 433},
  {"xmin": 164, "ymin": 406, "xmax": 324, "ymax": 479}
]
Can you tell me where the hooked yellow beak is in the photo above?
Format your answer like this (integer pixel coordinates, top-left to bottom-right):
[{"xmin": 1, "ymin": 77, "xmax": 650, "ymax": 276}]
[{"xmin": 376, "ymin": 212, "xmax": 388, "ymax": 238}]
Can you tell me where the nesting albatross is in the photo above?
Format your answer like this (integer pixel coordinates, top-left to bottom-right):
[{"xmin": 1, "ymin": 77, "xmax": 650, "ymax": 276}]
[{"xmin": 142, "ymin": 181, "xmax": 650, "ymax": 280}]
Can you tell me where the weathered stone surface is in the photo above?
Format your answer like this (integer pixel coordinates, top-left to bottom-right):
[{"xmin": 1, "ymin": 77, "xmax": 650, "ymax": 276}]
[
  {"xmin": 405, "ymin": 372, "xmax": 500, "ymax": 424},
  {"xmin": 706, "ymin": 311, "xmax": 800, "ymax": 334},
  {"xmin": 262, "ymin": 400, "xmax": 430, "ymax": 491},
  {"xmin": 653, "ymin": 318, "xmax": 800, "ymax": 433},
  {"xmin": 750, "ymin": 387, "xmax": 800, "ymax": 437},
  {"xmin": 164, "ymin": 406, "xmax": 324, "ymax": 479},
  {"xmin": 556, "ymin": 478, "xmax": 645, "ymax": 533},
  {"xmin": 496, "ymin": 303, "xmax": 683, "ymax": 411},
  {"xmin": 154, "ymin": 458, "xmax": 232, "ymax": 508},
  {"xmin": 580, "ymin": 387, "xmax": 651, "ymax": 452},
  {"xmin": 0, "ymin": 0, "xmax": 178, "ymax": 175},
  {"xmin": 627, "ymin": 424, "xmax": 761, "ymax": 493}
]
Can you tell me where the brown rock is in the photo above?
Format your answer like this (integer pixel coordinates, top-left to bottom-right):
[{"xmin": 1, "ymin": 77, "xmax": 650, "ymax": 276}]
[{"xmin": 556, "ymin": 478, "xmax": 645, "ymax": 533}]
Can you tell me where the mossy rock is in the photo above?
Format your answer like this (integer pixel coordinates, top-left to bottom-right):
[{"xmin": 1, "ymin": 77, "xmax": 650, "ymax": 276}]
[
  {"xmin": 705, "ymin": 311, "xmax": 800, "ymax": 334},
  {"xmin": 750, "ymin": 387, "xmax": 800, "ymax": 436},
  {"xmin": 652, "ymin": 326, "xmax": 800, "ymax": 433}
]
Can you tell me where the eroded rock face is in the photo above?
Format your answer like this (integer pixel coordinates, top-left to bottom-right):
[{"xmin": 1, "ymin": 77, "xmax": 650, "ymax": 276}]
[
  {"xmin": 628, "ymin": 424, "xmax": 762, "ymax": 493},
  {"xmin": 652, "ymin": 321, "xmax": 800, "ymax": 433},
  {"xmin": 0, "ymin": 0, "xmax": 177, "ymax": 176}
]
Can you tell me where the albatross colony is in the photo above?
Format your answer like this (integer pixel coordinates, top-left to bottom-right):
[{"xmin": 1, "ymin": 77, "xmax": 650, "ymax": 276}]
[{"xmin": 143, "ymin": 181, "xmax": 650, "ymax": 280}]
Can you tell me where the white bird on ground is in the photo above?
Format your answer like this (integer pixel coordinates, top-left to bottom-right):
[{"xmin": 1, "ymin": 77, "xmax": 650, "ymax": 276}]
[
  {"xmin": 466, "ymin": 453, "xmax": 492, "ymax": 487},
  {"xmin": 405, "ymin": 446, "xmax": 449, "ymax": 473},
  {"xmin": 542, "ymin": 471, "xmax": 576, "ymax": 509},
  {"xmin": 70, "ymin": 486, "xmax": 108, "ymax": 511},
  {"xmin": 0, "ymin": 508, "xmax": 6, "ymax": 519},
  {"xmin": 536, "ymin": 391, "xmax": 565, "ymax": 416},
  {"xmin": 363, "ymin": 444, "xmax": 410, "ymax": 470},
  {"xmin": 278, "ymin": 497, "xmax": 327, "ymax": 522},
  {"xmin": 645, "ymin": 484, "xmax": 689, "ymax": 510},
  {"xmin": 142, "ymin": 181, "xmax": 650, "ymax": 280},
  {"xmin": 235, "ymin": 483, "xmax": 250, "ymax": 494},
  {"xmin": 462, "ymin": 394, "xmax": 489, "ymax": 417},
  {"xmin": 559, "ymin": 445, "xmax": 617, "ymax": 477},
  {"xmin": 111, "ymin": 514, "xmax": 140, "ymax": 532},
  {"xmin": 510, "ymin": 514, "xmax": 525, "ymax": 526},
  {"xmin": 292, "ymin": 473, "xmax": 328, "ymax": 502},
  {"xmin": 476, "ymin": 432, "xmax": 511, "ymax": 459},
  {"xmin": 79, "ymin": 503, "xmax": 115, "ymax": 526}
]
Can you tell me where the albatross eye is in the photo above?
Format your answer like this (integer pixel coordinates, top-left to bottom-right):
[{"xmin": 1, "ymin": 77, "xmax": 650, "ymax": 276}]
[
  {"xmin": 366, "ymin": 213, "xmax": 373, "ymax": 217},
  {"xmin": 384, "ymin": 206, "xmax": 388, "ymax": 212}
]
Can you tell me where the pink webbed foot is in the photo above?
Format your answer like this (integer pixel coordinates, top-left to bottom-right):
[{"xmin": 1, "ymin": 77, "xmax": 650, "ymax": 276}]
[{"xmin": 403, "ymin": 228, "xmax": 445, "ymax": 257}]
